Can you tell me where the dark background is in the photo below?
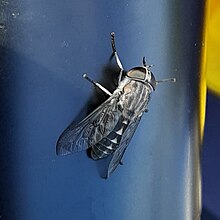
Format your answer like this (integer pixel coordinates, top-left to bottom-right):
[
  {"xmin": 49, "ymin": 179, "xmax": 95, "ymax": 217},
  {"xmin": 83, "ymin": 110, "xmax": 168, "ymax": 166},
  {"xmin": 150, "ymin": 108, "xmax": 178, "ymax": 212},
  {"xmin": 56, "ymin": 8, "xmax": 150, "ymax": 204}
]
[{"xmin": 202, "ymin": 92, "xmax": 220, "ymax": 220}]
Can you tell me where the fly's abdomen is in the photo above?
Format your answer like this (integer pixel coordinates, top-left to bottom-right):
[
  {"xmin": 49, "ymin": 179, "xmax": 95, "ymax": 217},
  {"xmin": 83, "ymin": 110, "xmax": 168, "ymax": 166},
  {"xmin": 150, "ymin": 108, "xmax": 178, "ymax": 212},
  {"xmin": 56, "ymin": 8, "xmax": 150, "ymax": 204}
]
[{"xmin": 91, "ymin": 117, "xmax": 128, "ymax": 160}]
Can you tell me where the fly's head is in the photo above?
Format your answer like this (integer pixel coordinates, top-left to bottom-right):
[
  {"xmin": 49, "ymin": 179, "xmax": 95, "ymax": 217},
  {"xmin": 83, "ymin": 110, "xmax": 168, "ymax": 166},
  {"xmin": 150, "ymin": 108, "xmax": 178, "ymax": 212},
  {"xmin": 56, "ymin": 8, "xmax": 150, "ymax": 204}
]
[
  {"xmin": 126, "ymin": 66, "xmax": 157, "ymax": 91},
  {"xmin": 126, "ymin": 57, "xmax": 176, "ymax": 90}
]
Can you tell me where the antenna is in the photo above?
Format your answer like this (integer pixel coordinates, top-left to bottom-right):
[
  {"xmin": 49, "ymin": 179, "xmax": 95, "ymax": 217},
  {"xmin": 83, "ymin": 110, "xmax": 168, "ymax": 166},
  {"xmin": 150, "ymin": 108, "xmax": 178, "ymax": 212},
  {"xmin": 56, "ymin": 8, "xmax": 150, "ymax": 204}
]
[
  {"xmin": 142, "ymin": 56, "xmax": 154, "ymax": 68},
  {"xmin": 147, "ymin": 64, "xmax": 154, "ymax": 68}
]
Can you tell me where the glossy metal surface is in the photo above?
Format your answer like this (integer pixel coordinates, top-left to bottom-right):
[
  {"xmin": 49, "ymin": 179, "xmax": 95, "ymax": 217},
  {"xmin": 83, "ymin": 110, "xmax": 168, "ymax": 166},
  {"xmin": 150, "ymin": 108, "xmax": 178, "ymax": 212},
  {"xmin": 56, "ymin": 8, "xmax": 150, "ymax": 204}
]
[{"xmin": 0, "ymin": 0, "xmax": 205, "ymax": 219}]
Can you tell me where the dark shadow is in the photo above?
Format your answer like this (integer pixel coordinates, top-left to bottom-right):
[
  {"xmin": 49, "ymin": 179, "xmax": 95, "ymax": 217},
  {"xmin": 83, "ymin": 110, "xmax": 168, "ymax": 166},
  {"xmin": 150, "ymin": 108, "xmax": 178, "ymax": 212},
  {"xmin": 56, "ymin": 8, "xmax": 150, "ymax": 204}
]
[
  {"xmin": 0, "ymin": 46, "xmax": 19, "ymax": 220},
  {"xmin": 55, "ymin": 53, "xmax": 122, "ymax": 178},
  {"xmin": 0, "ymin": 46, "xmax": 100, "ymax": 219},
  {"xmin": 95, "ymin": 157, "xmax": 111, "ymax": 179},
  {"xmin": 202, "ymin": 207, "xmax": 220, "ymax": 220},
  {"xmin": 91, "ymin": 58, "xmax": 123, "ymax": 178}
]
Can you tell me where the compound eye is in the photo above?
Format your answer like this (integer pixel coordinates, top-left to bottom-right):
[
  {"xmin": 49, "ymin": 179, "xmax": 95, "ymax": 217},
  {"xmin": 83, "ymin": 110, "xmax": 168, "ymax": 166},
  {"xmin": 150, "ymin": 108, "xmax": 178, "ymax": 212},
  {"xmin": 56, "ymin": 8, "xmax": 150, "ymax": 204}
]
[{"xmin": 127, "ymin": 70, "xmax": 145, "ymax": 80}]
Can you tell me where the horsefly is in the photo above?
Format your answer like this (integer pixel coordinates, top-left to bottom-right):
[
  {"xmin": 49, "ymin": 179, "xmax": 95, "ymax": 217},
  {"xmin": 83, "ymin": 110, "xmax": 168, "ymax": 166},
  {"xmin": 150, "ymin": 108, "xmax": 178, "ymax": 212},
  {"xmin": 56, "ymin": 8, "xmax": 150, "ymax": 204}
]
[{"xmin": 56, "ymin": 32, "xmax": 176, "ymax": 178}]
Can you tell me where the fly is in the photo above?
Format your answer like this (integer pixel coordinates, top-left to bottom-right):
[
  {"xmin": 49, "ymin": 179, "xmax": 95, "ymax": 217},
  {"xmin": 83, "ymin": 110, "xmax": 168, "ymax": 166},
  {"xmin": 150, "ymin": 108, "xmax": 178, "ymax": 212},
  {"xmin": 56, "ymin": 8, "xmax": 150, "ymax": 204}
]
[{"xmin": 56, "ymin": 32, "xmax": 176, "ymax": 178}]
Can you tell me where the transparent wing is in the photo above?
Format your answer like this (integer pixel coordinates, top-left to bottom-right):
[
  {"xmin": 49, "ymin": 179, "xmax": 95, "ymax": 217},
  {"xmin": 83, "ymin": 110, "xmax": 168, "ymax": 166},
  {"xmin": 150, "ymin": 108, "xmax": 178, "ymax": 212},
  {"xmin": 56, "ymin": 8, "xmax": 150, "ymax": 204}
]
[
  {"xmin": 106, "ymin": 116, "xmax": 142, "ymax": 178},
  {"xmin": 56, "ymin": 93, "xmax": 121, "ymax": 156}
]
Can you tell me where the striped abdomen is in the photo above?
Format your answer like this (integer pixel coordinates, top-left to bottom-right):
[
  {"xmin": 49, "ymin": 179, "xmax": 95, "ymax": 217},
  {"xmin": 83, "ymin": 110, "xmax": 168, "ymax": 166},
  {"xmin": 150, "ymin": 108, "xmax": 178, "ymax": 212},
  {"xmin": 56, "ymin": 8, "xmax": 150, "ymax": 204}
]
[
  {"xmin": 91, "ymin": 117, "xmax": 128, "ymax": 159},
  {"xmin": 91, "ymin": 79, "xmax": 151, "ymax": 160}
]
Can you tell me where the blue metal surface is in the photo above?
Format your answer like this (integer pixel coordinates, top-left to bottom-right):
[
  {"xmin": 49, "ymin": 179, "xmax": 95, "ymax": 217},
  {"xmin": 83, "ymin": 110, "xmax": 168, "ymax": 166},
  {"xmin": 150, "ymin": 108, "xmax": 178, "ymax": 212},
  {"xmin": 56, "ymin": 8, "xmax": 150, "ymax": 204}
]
[{"xmin": 0, "ymin": 0, "xmax": 204, "ymax": 219}]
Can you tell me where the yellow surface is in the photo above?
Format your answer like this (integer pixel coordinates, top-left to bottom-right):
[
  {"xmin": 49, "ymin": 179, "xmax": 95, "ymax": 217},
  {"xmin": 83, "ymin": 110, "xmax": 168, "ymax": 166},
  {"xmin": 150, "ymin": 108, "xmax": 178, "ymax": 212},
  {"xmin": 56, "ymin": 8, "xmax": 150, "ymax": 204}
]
[
  {"xmin": 200, "ymin": 1, "xmax": 209, "ymax": 140},
  {"xmin": 206, "ymin": 0, "xmax": 220, "ymax": 95}
]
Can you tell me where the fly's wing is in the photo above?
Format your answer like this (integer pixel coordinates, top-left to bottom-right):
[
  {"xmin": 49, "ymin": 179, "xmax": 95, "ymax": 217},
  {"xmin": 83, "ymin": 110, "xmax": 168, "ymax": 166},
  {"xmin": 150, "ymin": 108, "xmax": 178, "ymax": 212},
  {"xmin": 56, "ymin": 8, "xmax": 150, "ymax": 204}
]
[
  {"xmin": 56, "ymin": 94, "xmax": 121, "ymax": 156},
  {"xmin": 106, "ymin": 116, "xmax": 142, "ymax": 178}
]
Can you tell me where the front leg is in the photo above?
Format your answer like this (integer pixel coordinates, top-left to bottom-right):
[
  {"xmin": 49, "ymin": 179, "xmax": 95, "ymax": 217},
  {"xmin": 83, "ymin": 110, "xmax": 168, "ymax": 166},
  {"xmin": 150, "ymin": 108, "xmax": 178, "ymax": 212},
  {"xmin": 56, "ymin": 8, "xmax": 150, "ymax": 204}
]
[
  {"xmin": 111, "ymin": 32, "xmax": 124, "ymax": 84},
  {"xmin": 83, "ymin": 74, "xmax": 112, "ymax": 96}
]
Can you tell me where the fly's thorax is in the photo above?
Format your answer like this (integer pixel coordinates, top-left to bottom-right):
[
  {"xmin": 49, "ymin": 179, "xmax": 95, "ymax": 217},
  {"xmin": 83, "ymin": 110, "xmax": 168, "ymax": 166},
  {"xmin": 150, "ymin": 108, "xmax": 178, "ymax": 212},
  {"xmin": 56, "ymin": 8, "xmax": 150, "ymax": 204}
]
[
  {"xmin": 117, "ymin": 77, "xmax": 131, "ymax": 91},
  {"xmin": 118, "ymin": 79, "xmax": 152, "ymax": 120}
]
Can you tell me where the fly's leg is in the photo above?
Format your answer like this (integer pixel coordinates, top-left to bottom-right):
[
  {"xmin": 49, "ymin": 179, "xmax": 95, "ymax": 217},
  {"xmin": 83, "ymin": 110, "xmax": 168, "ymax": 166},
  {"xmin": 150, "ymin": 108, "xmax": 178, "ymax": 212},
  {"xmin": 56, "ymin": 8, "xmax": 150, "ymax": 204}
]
[
  {"xmin": 111, "ymin": 32, "xmax": 123, "ymax": 69},
  {"xmin": 111, "ymin": 32, "xmax": 124, "ymax": 84},
  {"xmin": 83, "ymin": 74, "xmax": 112, "ymax": 96}
]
